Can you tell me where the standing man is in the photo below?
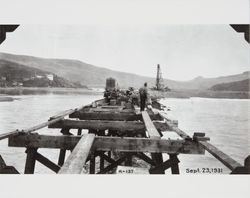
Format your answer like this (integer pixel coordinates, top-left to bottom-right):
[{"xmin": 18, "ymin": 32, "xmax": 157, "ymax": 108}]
[{"xmin": 139, "ymin": 82, "xmax": 149, "ymax": 111}]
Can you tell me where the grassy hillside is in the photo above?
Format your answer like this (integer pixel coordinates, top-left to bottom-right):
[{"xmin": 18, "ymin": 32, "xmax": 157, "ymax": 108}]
[
  {"xmin": 210, "ymin": 79, "xmax": 250, "ymax": 91},
  {"xmin": 0, "ymin": 52, "xmax": 249, "ymax": 89},
  {"xmin": 0, "ymin": 59, "xmax": 86, "ymax": 88}
]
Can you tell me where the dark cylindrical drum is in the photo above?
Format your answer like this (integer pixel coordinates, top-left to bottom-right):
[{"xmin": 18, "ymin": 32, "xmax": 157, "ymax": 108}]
[{"xmin": 106, "ymin": 78, "xmax": 116, "ymax": 90}]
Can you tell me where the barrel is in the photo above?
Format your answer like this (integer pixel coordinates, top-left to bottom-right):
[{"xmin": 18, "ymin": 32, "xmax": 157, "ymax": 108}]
[{"xmin": 106, "ymin": 78, "xmax": 116, "ymax": 90}]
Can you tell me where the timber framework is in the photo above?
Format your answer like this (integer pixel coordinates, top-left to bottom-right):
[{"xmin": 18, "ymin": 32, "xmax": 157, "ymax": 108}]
[{"xmin": 0, "ymin": 98, "xmax": 249, "ymax": 174}]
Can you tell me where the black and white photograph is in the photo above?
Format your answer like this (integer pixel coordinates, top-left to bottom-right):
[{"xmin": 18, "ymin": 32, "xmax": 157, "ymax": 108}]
[{"xmin": 0, "ymin": 0, "xmax": 249, "ymax": 197}]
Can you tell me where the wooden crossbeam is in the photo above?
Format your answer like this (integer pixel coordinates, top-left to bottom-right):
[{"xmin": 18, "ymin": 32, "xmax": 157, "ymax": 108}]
[
  {"xmin": 96, "ymin": 152, "xmax": 116, "ymax": 164},
  {"xmin": 158, "ymin": 111, "xmax": 190, "ymax": 139},
  {"xmin": 199, "ymin": 141, "xmax": 242, "ymax": 170},
  {"xmin": 58, "ymin": 134, "xmax": 95, "ymax": 174},
  {"xmin": 35, "ymin": 152, "xmax": 60, "ymax": 173},
  {"xmin": 9, "ymin": 134, "xmax": 205, "ymax": 155},
  {"xmin": 69, "ymin": 111, "xmax": 163, "ymax": 121},
  {"xmin": 0, "ymin": 155, "xmax": 19, "ymax": 174},
  {"xmin": 49, "ymin": 119, "xmax": 169, "ymax": 132},
  {"xmin": 142, "ymin": 111, "xmax": 161, "ymax": 139},
  {"xmin": 97, "ymin": 154, "xmax": 129, "ymax": 174},
  {"xmin": 134, "ymin": 153, "xmax": 156, "ymax": 166}
]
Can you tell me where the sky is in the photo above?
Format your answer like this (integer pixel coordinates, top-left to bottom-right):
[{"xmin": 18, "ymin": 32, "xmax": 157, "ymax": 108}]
[{"xmin": 0, "ymin": 24, "xmax": 249, "ymax": 81}]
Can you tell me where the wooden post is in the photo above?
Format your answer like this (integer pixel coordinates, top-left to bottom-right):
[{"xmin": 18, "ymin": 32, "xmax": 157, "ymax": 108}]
[
  {"xmin": 169, "ymin": 154, "xmax": 180, "ymax": 174},
  {"xmin": 24, "ymin": 148, "xmax": 37, "ymax": 174},
  {"xmin": 58, "ymin": 128, "xmax": 71, "ymax": 166},
  {"xmin": 77, "ymin": 128, "xmax": 82, "ymax": 135},
  {"xmin": 125, "ymin": 152, "xmax": 132, "ymax": 166},
  {"xmin": 100, "ymin": 152, "xmax": 105, "ymax": 171},
  {"xmin": 58, "ymin": 149, "xmax": 66, "ymax": 166},
  {"xmin": 90, "ymin": 153, "xmax": 95, "ymax": 174},
  {"xmin": 151, "ymin": 153, "xmax": 164, "ymax": 174}
]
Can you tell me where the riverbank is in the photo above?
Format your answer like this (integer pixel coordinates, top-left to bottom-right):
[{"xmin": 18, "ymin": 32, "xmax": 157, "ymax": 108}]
[
  {"xmin": 150, "ymin": 89, "xmax": 250, "ymax": 100},
  {"xmin": 0, "ymin": 96, "xmax": 15, "ymax": 102},
  {"xmin": 0, "ymin": 87, "xmax": 102, "ymax": 96}
]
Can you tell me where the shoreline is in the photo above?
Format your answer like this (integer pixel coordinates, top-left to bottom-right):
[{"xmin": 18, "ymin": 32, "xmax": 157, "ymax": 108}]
[
  {"xmin": 150, "ymin": 89, "xmax": 250, "ymax": 100},
  {"xmin": 0, "ymin": 87, "xmax": 103, "ymax": 96},
  {"xmin": 0, "ymin": 87, "xmax": 249, "ymax": 99}
]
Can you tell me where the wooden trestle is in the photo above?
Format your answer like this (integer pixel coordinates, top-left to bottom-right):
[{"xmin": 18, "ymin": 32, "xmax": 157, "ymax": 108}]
[{"xmin": 1, "ymin": 98, "xmax": 249, "ymax": 174}]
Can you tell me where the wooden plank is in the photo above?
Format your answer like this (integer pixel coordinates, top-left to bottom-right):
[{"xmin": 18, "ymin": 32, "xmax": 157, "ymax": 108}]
[
  {"xmin": 49, "ymin": 119, "xmax": 168, "ymax": 132},
  {"xmin": 9, "ymin": 134, "xmax": 205, "ymax": 155},
  {"xmin": 142, "ymin": 111, "xmax": 161, "ymax": 139},
  {"xmin": 199, "ymin": 141, "xmax": 242, "ymax": 170},
  {"xmin": 69, "ymin": 111, "xmax": 162, "ymax": 121},
  {"xmin": 58, "ymin": 134, "xmax": 95, "ymax": 174},
  {"xmin": 50, "ymin": 120, "xmax": 144, "ymax": 131}
]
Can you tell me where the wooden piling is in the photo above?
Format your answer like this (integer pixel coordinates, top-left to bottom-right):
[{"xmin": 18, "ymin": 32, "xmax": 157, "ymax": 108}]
[{"xmin": 24, "ymin": 148, "xmax": 37, "ymax": 174}]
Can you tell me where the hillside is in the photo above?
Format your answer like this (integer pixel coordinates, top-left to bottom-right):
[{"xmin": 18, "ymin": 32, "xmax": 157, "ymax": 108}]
[
  {"xmin": 0, "ymin": 52, "xmax": 249, "ymax": 89},
  {"xmin": 210, "ymin": 79, "xmax": 250, "ymax": 91},
  {"xmin": 0, "ymin": 59, "xmax": 86, "ymax": 88}
]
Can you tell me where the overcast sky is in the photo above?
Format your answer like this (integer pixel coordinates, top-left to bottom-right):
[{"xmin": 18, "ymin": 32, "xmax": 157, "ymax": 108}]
[{"xmin": 0, "ymin": 24, "xmax": 249, "ymax": 80}]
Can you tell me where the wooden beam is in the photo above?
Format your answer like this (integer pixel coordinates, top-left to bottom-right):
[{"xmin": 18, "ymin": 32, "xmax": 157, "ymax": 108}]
[
  {"xmin": 58, "ymin": 134, "xmax": 95, "ymax": 174},
  {"xmin": 199, "ymin": 141, "xmax": 242, "ymax": 170},
  {"xmin": 69, "ymin": 111, "xmax": 162, "ymax": 121},
  {"xmin": 9, "ymin": 134, "xmax": 205, "ymax": 155},
  {"xmin": 142, "ymin": 111, "xmax": 161, "ymax": 139},
  {"xmin": 49, "ymin": 119, "xmax": 168, "ymax": 132},
  {"xmin": 35, "ymin": 152, "xmax": 61, "ymax": 173}
]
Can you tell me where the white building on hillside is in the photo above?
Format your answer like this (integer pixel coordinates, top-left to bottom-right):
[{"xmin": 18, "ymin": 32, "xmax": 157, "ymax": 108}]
[{"xmin": 46, "ymin": 74, "xmax": 54, "ymax": 81}]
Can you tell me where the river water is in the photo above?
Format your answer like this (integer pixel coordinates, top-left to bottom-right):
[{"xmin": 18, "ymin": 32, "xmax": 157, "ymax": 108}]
[{"xmin": 0, "ymin": 93, "xmax": 249, "ymax": 174}]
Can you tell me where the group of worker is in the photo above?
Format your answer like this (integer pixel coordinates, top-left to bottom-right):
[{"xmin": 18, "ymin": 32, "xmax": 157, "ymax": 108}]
[{"xmin": 104, "ymin": 82, "xmax": 151, "ymax": 111}]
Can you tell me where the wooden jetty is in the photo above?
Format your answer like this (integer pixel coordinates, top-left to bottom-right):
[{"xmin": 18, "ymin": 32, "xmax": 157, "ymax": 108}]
[{"xmin": 0, "ymin": 97, "xmax": 249, "ymax": 174}]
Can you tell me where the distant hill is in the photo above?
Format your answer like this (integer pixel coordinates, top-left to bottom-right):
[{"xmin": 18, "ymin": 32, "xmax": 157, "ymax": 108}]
[
  {"xmin": 210, "ymin": 79, "xmax": 250, "ymax": 91},
  {"xmin": 0, "ymin": 59, "xmax": 86, "ymax": 88},
  {"xmin": 0, "ymin": 52, "xmax": 249, "ymax": 89}
]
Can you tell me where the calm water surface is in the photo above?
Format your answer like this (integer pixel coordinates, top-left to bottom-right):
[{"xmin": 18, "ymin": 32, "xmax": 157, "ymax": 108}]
[
  {"xmin": 161, "ymin": 98, "xmax": 250, "ymax": 174},
  {"xmin": 0, "ymin": 95, "xmax": 249, "ymax": 174}
]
